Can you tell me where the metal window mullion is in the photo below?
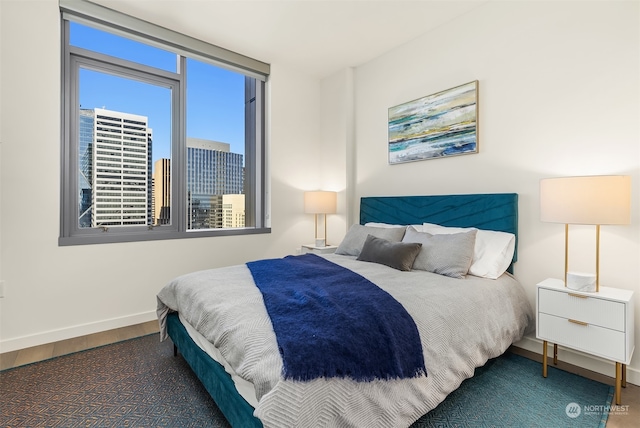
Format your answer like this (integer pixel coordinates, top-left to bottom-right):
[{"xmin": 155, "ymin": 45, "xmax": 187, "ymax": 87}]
[
  {"xmin": 172, "ymin": 55, "xmax": 187, "ymax": 233},
  {"xmin": 70, "ymin": 51, "xmax": 178, "ymax": 92},
  {"xmin": 256, "ymin": 80, "xmax": 266, "ymax": 229},
  {"xmin": 243, "ymin": 77, "xmax": 256, "ymax": 229},
  {"xmin": 69, "ymin": 45, "xmax": 179, "ymax": 82},
  {"xmin": 61, "ymin": 18, "xmax": 77, "ymax": 239},
  {"xmin": 246, "ymin": 79, "xmax": 267, "ymax": 229}
]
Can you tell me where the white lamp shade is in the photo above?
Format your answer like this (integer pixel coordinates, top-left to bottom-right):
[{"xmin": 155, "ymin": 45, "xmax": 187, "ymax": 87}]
[
  {"xmin": 304, "ymin": 191, "xmax": 337, "ymax": 214},
  {"xmin": 540, "ymin": 175, "xmax": 631, "ymax": 225}
]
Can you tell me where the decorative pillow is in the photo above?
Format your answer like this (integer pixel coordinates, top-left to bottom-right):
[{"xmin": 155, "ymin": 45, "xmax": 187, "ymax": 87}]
[
  {"xmin": 357, "ymin": 234, "xmax": 422, "ymax": 271},
  {"xmin": 422, "ymin": 223, "xmax": 516, "ymax": 279},
  {"xmin": 402, "ymin": 226, "xmax": 477, "ymax": 278},
  {"xmin": 365, "ymin": 222, "xmax": 424, "ymax": 232},
  {"xmin": 335, "ymin": 224, "xmax": 407, "ymax": 256}
]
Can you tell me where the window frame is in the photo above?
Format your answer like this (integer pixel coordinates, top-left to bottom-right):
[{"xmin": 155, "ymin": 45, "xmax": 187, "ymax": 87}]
[{"xmin": 59, "ymin": 2, "xmax": 270, "ymax": 246}]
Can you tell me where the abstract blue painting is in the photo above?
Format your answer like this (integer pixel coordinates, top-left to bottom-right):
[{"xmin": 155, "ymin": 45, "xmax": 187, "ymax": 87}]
[{"xmin": 388, "ymin": 81, "xmax": 478, "ymax": 164}]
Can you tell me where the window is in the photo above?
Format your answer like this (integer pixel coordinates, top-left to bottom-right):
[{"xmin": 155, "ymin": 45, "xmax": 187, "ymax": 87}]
[{"xmin": 60, "ymin": 1, "xmax": 269, "ymax": 245}]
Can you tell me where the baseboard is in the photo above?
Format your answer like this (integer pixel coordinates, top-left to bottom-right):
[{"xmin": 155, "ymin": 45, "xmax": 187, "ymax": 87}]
[
  {"xmin": 514, "ymin": 334, "xmax": 639, "ymax": 386},
  {"xmin": 0, "ymin": 310, "xmax": 157, "ymax": 353}
]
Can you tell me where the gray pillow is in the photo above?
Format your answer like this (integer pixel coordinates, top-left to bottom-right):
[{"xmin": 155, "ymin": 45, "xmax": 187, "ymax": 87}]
[
  {"xmin": 402, "ymin": 226, "xmax": 477, "ymax": 278},
  {"xmin": 335, "ymin": 224, "xmax": 406, "ymax": 256},
  {"xmin": 357, "ymin": 234, "xmax": 422, "ymax": 271}
]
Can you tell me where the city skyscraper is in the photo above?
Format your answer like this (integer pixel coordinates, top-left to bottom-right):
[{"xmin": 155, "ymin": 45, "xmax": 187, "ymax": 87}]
[
  {"xmin": 79, "ymin": 109, "xmax": 94, "ymax": 227},
  {"xmin": 153, "ymin": 158, "xmax": 171, "ymax": 225},
  {"xmin": 186, "ymin": 138, "xmax": 243, "ymax": 195},
  {"xmin": 186, "ymin": 137, "xmax": 244, "ymax": 229},
  {"xmin": 222, "ymin": 194, "xmax": 245, "ymax": 228},
  {"xmin": 78, "ymin": 108, "xmax": 152, "ymax": 228}
]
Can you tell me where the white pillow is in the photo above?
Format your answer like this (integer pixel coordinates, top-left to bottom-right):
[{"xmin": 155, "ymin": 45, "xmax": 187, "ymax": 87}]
[
  {"xmin": 365, "ymin": 222, "xmax": 423, "ymax": 232},
  {"xmin": 422, "ymin": 223, "xmax": 515, "ymax": 279}
]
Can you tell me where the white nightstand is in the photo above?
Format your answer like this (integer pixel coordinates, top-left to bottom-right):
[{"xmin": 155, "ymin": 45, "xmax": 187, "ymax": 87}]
[
  {"xmin": 536, "ymin": 278, "xmax": 635, "ymax": 405},
  {"xmin": 301, "ymin": 244, "xmax": 338, "ymax": 255}
]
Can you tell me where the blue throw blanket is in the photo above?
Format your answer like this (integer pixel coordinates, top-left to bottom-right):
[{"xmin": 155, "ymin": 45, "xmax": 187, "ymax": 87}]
[{"xmin": 246, "ymin": 254, "xmax": 426, "ymax": 382}]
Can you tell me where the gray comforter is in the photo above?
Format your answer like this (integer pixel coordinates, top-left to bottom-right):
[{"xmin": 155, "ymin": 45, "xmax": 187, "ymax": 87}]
[{"xmin": 157, "ymin": 254, "xmax": 533, "ymax": 428}]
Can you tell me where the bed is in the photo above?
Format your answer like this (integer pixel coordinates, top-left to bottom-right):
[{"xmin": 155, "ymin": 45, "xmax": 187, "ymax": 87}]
[{"xmin": 157, "ymin": 193, "xmax": 533, "ymax": 428}]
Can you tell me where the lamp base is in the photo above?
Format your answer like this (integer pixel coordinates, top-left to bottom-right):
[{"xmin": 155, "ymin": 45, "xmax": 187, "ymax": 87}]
[
  {"xmin": 566, "ymin": 272, "xmax": 597, "ymax": 292},
  {"xmin": 315, "ymin": 238, "xmax": 326, "ymax": 247}
]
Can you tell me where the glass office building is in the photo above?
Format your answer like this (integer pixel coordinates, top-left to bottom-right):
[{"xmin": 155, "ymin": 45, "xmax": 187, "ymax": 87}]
[{"xmin": 186, "ymin": 138, "xmax": 244, "ymax": 229}]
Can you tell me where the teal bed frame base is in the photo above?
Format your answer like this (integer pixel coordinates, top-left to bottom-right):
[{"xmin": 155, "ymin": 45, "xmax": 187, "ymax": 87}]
[
  {"xmin": 167, "ymin": 193, "xmax": 519, "ymax": 427},
  {"xmin": 167, "ymin": 312, "xmax": 263, "ymax": 428}
]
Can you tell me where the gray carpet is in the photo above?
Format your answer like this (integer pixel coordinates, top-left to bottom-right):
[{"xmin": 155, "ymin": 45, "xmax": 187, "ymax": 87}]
[
  {"xmin": 0, "ymin": 334, "xmax": 229, "ymax": 427},
  {"xmin": 0, "ymin": 334, "xmax": 613, "ymax": 427}
]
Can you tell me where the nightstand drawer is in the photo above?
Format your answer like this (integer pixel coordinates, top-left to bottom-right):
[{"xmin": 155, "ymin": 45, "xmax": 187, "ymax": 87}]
[
  {"xmin": 538, "ymin": 313, "xmax": 627, "ymax": 362},
  {"xmin": 538, "ymin": 288, "xmax": 625, "ymax": 331}
]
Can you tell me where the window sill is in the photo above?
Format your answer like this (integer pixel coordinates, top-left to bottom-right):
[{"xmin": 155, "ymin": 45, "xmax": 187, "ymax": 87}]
[{"xmin": 58, "ymin": 227, "xmax": 272, "ymax": 246}]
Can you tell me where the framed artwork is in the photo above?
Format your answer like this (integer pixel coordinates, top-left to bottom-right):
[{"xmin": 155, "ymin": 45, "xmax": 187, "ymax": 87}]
[{"xmin": 388, "ymin": 80, "xmax": 478, "ymax": 164}]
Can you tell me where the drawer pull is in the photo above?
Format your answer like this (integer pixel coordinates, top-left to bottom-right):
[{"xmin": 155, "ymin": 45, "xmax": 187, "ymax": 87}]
[
  {"xmin": 568, "ymin": 293, "xmax": 588, "ymax": 299},
  {"xmin": 568, "ymin": 319, "xmax": 588, "ymax": 326}
]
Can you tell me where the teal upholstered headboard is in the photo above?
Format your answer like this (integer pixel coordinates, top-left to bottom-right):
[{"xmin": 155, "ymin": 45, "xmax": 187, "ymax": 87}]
[{"xmin": 359, "ymin": 193, "xmax": 518, "ymax": 271}]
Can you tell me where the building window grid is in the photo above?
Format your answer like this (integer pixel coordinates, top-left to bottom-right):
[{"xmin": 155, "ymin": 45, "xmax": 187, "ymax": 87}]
[{"xmin": 90, "ymin": 109, "xmax": 150, "ymax": 228}]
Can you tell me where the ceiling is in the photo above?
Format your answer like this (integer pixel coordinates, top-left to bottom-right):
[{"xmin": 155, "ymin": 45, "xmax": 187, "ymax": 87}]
[{"xmin": 90, "ymin": 0, "xmax": 488, "ymax": 79}]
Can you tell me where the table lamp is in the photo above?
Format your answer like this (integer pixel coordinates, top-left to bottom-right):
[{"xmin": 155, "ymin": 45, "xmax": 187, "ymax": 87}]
[
  {"xmin": 540, "ymin": 175, "xmax": 631, "ymax": 292},
  {"xmin": 304, "ymin": 191, "xmax": 337, "ymax": 247}
]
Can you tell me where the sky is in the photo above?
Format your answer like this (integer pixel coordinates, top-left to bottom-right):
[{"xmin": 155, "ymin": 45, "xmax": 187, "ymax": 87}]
[{"xmin": 71, "ymin": 21, "xmax": 246, "ymax": 164}]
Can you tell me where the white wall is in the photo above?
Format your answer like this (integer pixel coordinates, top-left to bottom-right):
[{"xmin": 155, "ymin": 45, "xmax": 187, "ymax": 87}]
[
  {"xmin": 338, "ymin": 1, "xmax": 639, "ymax": 383},
  {"xmin": 0, "ymin": 0, "xmax": 323, "ymax": 351},
  {"xmin": 318, "ymin": 68, "xmax": 354, "ymax": 245}
]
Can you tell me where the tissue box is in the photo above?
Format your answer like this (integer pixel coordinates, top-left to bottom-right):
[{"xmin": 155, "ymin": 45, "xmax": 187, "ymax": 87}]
[{"xmin": 566, "ymin": 272, "xmax": 597, "ymax": 292}]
